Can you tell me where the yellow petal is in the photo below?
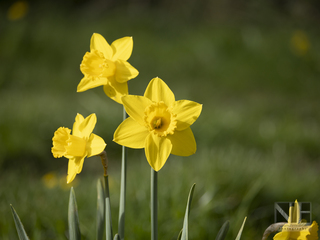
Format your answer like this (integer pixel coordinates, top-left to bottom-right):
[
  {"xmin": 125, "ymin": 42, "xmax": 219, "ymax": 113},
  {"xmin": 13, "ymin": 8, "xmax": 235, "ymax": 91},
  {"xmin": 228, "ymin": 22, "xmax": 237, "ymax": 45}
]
[
  {"xmin": 122, "ymin": 95, "xmax": 152, "ymax": 125},
  {"xmin": 145, "ymin": 133, "xmax": 172, "ymax": 171},
  {"xmin": 144, "ymin": 77, "xmax": 175, "ymax": 106},
  {"xmin": 114, "ymin": 60, "xmax": 139, "ymax": 83},
  {"xmin": 113, "ymin": 117, "xmax": 149, "ymax": 148},
  {"xmin": 173, "ymin": 100, "xmax": 202, "ymax": 131},
  {"xmin": 103, "ymin": 77, "xmax": 128, "ymax": 104},
  {"xmin": 87, "ymin": 133, "xmax": 106, "ymax": 157},
  {"xmin": 111, "ymin": 36, "xmax": 133, "ymax": 61},
  {"xmin": 273, "ymin": 231, "xmax": 291, "ymax": 240},
  {"xmin": 90, "ymin": 33, "xmax": 113, "ymax": 59},
  {"xmin": 77, "ymin": 75, "xmax": 108, "ymax": 92},
  {"xmin": 67, "ymin": 156, "xmax": 85, "ymax": 183},
  {"xmin": 72, "ymin": 114, "xmax": 84, "ymax": 137},
  {"xmin": 168, "ymin": 127, "xmax": 196, "ymax": 156},
  {"xmin": 73, "ymin": 113, "xmax": 96, "ymax": 139}
]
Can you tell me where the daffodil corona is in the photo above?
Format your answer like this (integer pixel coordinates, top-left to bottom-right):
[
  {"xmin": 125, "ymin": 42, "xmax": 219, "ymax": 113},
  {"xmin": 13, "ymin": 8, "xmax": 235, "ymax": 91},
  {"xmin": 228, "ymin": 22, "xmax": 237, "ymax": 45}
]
[
  {"xmin": 113, "ymin": 77, "xmax": 202, "ymax": 171},
  {"xmin": 78, "ymin": 33, "xmax": 139, "ymax": 104},
  {"xmin": 52, "ymin": 113, "xmax": 106, "ymax": 183}
]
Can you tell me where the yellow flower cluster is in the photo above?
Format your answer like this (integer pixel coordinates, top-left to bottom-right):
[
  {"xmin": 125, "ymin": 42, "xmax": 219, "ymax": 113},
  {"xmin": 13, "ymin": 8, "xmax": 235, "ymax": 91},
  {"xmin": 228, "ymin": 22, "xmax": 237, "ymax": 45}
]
[{"xmin": 52, "ymin": 33, "xmax": 202, "ymax": 182}]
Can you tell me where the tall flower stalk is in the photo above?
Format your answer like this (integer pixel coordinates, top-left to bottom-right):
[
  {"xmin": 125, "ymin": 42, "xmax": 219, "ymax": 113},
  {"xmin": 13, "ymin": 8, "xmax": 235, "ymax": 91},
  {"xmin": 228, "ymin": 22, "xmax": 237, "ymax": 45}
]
[
  {"xmin": 151, "ymin": 168, "xmax": 158, "ymax": 240},
  {"xmin": 118, "ymin": 106, "xmax": 127, "ymax": 240}
]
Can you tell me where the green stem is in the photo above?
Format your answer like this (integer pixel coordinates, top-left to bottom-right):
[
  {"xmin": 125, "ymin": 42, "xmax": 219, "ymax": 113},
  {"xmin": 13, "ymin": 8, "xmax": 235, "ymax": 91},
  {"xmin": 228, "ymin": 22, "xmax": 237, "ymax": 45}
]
[
  {"xmin": 151, "ymin": 168, "xmax": 158, "ymax": 240},
  {"xmin": 105, "ymin": 175, "xmax": 113, "ymax": 240},
  {"xmin": 118, "ymin": 106, "xmax": 127, "ymax": 240}
]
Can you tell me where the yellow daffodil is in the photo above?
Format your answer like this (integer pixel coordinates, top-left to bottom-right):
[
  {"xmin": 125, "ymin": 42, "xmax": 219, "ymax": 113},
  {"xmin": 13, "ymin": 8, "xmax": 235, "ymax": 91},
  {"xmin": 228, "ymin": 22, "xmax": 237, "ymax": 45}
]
[
  {"xmin": 78, "ymin": 33, "xmax": 139, "ymax": 104},
  {"xmin": 273, "ymin": 200, "xmax": 319, "ymax": 240},
  {"xmin": 52, "ymin": 113, "xmax": 106, "ymax": 183},
  {"xmin": 113, "ymin": 77, "xmax": 202, "ymax": 171}
]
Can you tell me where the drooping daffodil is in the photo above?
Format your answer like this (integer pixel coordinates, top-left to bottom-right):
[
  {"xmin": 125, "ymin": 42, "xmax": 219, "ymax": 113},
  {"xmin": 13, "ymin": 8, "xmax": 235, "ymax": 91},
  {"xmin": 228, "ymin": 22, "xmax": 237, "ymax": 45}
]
[
  {"xmin": 113, "ymin": 77, "xmax": 202, "ymax": 171},
  {"xmin": 52, "ymin": 113, "xmax": 106, "ymax": 183},
  {"xmin": 273, "ymin": 200, "xmax": 319, "ymax": 240},
  {"xmin": 78, "ymin": 33, "xmax": 139, "ymax": 104}
]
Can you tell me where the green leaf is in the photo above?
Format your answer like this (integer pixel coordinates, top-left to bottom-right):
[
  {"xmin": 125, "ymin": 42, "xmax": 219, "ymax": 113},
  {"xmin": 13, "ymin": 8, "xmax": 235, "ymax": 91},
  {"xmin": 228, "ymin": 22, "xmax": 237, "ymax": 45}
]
[
  {"xmin": 177, "ymin": 230, "xmax": 182, "ymax": 240},
  {"xmin": 10, "ymin": 205, "xmax": 30, "ymax": 240},
  {"xmin": 68, "ymin": 187, "xmax": 81, "ymax": 240},
  {"xmin": 180, "ymin": 183, "xmax": 196, "ymax": 240},
  {"xmin": 113, "ymin": 233, "xmax": 120, "ymax": 240},
  {"xmin": 235, "ymin": 217, "xmax": 247, "ymax": 240},
  {"xmin": 97, "ymin": 178, "xmax": 106, "ymax": 240},
  {"xmin": 215, "ymin": 220, "xmax": 229, "ymax": 240}
]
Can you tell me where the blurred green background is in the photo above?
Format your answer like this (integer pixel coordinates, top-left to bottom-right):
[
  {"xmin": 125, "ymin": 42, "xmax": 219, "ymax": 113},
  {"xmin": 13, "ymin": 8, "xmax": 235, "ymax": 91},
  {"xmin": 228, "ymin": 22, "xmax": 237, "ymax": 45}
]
[{"xmin": 1, "ymin": 0, "xmax": 320, "ymax": 239}]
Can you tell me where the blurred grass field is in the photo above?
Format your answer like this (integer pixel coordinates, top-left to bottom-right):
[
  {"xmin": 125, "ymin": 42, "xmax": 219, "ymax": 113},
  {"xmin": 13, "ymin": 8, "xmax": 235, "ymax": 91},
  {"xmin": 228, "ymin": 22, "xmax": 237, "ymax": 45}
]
[{"xmin": 1, "ymin": 1, "xmax": 320, "ymax": 239}]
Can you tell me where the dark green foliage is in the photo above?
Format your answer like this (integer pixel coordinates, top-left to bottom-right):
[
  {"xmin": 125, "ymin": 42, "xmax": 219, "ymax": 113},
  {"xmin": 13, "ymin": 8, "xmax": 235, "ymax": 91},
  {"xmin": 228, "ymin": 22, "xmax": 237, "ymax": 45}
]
[{"xmin": 10, "ymin": 205, "xmax": 30, "ymax": 240}]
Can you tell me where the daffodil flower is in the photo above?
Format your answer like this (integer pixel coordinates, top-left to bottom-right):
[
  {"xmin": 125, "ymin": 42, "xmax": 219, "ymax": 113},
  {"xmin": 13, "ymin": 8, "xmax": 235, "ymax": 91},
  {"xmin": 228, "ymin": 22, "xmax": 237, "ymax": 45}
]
[
  {"xmin": 52, "ymin": 113, "xmax": 106, "ymax": 183},
  {"xmin": 273, "ymin": 200, "xmax": 319, "ymax": 240},
  {"xmin": 78, "ymin": 33, "xmax": 139, "ymax": 104},
  {"xmin": 113, "ymin": 77, "xmax": 202, "ymax": 171}
]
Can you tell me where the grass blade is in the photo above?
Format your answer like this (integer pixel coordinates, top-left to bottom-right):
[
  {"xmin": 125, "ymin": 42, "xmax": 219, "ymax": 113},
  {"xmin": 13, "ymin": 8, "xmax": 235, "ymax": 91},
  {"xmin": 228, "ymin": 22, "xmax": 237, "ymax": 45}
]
[
  {"xmin": 68, "ymin": 187, "xmax": 81, "ymax": 240},
  {"xmin": 97, "ymin": 178, "xmax": 106, "ymax": 240},
  {"xmin": 10, "ymin": 205, "xmax": 30, "ymax": 240},
  {"xmin": 235, "ymin": 217, "xmax": 247, "ymax": 240},
  {"xmin": 177, "ymin": 230, "xmax": 182, "ymax": 240},
  {"xmin": 181, "ymin": 183, "xmax": 196, "ymax": 240},
  {"xmin": 215, "ymin": 220, "xmax": 229, "ymax": 240}
]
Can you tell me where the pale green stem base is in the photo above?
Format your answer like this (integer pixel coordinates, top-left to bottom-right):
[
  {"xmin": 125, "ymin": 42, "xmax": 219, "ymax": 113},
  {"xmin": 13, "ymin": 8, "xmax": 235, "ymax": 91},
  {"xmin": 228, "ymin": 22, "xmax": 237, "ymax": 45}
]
[{"xmin": 105, "ymin": 175, "xmax": 113, "ymax": 240}]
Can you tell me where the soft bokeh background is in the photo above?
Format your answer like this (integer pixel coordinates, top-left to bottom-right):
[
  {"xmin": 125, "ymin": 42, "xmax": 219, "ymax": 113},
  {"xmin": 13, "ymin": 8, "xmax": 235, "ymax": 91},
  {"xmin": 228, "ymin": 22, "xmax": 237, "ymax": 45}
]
[{"xmin": 1, "ymin": 0, "xmax": 320, "ymax": 239}]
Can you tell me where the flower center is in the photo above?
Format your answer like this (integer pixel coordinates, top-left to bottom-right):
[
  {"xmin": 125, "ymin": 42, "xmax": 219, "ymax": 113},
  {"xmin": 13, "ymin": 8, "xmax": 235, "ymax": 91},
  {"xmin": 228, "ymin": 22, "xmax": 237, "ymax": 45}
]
[
  {"xmin": 144, "ymin": 101, "xmax": 177, "ymax": 137},
  {"xmin": 153, "ymin": 118, "xmax": 162, "ymax": 129},
  {"xmin": 80, "ymin": 49, "xmax": 116, "ymax": 78},
  {"xmin": 52, "ymin": 127, "xmax": 87, "ymax": 158}
]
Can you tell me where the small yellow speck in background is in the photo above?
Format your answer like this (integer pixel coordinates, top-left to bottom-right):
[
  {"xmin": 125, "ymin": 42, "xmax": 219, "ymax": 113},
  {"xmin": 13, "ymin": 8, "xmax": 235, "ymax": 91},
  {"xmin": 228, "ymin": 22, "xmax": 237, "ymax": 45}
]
[
  {"xmin": 290, "ymin": 30, "xmax": 310, "ymax": 56},
  {"xmin": 7, "ymin": 1, "xmax": 29, "ymax": 21},
  {"xmin": 42, "ymin": 172, "xmax": 58, "ymax": 189}
]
